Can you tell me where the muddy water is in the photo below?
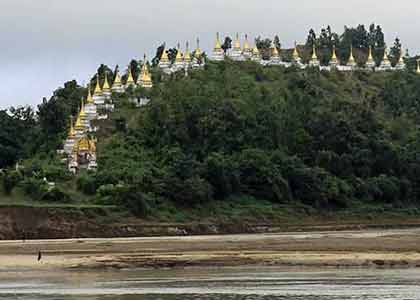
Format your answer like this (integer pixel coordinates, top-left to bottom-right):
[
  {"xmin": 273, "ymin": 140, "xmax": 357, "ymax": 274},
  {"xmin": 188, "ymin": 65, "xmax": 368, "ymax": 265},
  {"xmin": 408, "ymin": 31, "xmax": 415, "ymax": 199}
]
[{"xmin": 0, "ymin": 267, "xmax": 419, "ymax": 300}]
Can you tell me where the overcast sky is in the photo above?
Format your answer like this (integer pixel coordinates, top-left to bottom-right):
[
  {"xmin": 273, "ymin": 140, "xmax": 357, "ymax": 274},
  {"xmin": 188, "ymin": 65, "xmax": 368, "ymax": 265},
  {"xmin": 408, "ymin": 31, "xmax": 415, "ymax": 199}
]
[{"xmin": 1, "ymin": 0, "xmax": 420, "ymax": 109}]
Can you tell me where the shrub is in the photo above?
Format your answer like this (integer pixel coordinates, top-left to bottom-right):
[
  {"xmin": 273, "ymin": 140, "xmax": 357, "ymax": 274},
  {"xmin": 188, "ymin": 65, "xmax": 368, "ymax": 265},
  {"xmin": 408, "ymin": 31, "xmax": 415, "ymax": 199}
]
[
  {"xmin": 20, "ymin": 177, "xmax": 48, "ymax": 200},
  {"xmin": 76, "ymin": 174, "xmax": 97, "ymax": 195},
  {"xmin": 1, "ymin": 171, "xmax": 21, "ymax": 195},
  {"xmin": 41, "ymin": 187, "xmax": 72, "ymax": 202}
]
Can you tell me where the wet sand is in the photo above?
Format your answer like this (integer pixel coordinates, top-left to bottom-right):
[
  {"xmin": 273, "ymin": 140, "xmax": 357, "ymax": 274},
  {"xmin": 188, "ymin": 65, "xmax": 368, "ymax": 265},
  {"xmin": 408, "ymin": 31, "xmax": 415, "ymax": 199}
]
[{"xmin": 1, "ymin": 228, "xmax": 420, "ymax": 270}]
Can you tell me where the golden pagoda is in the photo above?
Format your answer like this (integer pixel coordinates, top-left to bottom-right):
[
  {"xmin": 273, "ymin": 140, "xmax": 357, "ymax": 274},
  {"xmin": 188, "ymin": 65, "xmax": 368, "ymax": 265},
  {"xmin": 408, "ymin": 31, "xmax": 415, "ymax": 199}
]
[
  {"xmin": 347, "ymin": 46, "xmax": 356, "ymax": 66},
  {"xmin": 378, "ymin": 47, "xmax": 392, "ymax": 70},
  {"xmin": 212, "ymin": 33, "xmax": 224, "ymax": 61},
  {"xmin": 234, "ymin": 33, "xmax": 241, "ymax": 50},
  {"xmin": 74, "ymin": 114, "xmax": 84, "ymax": 132},
  {"xmin": 292, "ymin": 42, "xmax": 300, "ymax": 62},
  {"xmin": 243, "ymin": 34, "xmax": 250, "ymax": 50},
  {"xmin": 175, "ymin": 43, "xmax": 184, "ymax": 64},
  {"xmin": 367, "ymin": 46, "xmax": 374, "ymax": 62},
  {"xmin": 93, "ymin": 74, "xmax": 102, "ymax": 96},
  {"xmin": 86, "ymin": 85, "xmax": 94, "ymax": 104},
  {"xmin": 395, "ymin": 47, "xmax": 406, "ymax": 70},
  {"xmin": 330, "ymin": 45, "xmax": 338, "ymax": 65},
  {"xmin": 311, "ymin": 44, "xmax": 318, "ymax": 60},
  {"xmin": 102, "ymin": 72, "xmax": 111, "ymax": 92},
  {"xmin": 251, "ymin": 44, "xmax": 261, "ymax": 62},
  {"xmin": 365, "ymin": 46, "xmax": 375, "ymax": 68},
  {"xmin": 79, "ymin": 97, "xmax": 87, "ymax": 124},
  {"xmin": 160, "ymin": 44, "xmax": 170, "ymax": 63},
  {"xmin": 113, "ymin": 67, "xmax": 122, "ymax": 86},
  {"xmin": 139, "ymin": 54, "xmax": 153, "ymax": 89},
  {"xmin": 214, "ymin": 32, "xmax": 222, "ymax": 50},
  {"xmin": 184, "ymin": 42, "xmax": 192, "ymax": 64},
  {"xmin": 272, "ymin": 44, "xmax": 280, "ymax": 57},
  {"xmin": 72, "ymin": 136, "xmax": 96, "ymax": 154},
  {"xmin": 68, "ymin": 116, "xmax": 76, "ymax": 138},
  {"xmin": 125, "ymin": 64, "xmax": 135, "ymax": 86},
  {"xmin": 416, "ymin": 60, "xmax": 420, "ymax": 74},
  {"xmin": 194, "ymin": 38, "xmax": 202, "ymax": 59}
]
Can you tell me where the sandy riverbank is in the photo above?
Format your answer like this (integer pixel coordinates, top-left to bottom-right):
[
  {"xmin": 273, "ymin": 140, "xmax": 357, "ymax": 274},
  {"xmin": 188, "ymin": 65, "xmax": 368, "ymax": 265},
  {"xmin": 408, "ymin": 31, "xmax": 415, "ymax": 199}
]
[{"xmin": 1, "ymin": 228, "xmax": 420, "ymax": 270}]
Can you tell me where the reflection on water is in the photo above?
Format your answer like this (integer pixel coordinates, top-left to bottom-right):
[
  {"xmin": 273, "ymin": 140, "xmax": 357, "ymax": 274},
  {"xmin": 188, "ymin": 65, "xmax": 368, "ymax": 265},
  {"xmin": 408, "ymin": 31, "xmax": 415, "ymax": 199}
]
[{"xmin": 0, "ymin": 267, "xmax": 419, "ymax": 300}]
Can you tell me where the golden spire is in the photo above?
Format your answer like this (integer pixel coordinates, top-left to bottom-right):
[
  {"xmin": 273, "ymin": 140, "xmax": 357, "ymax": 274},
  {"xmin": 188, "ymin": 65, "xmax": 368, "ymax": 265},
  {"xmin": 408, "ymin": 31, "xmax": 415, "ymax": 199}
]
[
  {"xmin": 243, "ymin": 34, "xmax": 250, "ymax": 50},
  {"xmin": 417, "ymin": 60, "xmax": 420, "ymax": 74},
  {"xmin": 175, "ymin": 43, "xmax": 184, "ymax": 63},
  {"xmin": 214, "ymin": 32, "xmax": 222, "ymax": 50},
  {"xmin": 75, "ymin": 115, "xmax": 83, "ymax": 131},
  {"xmin": 311, "ymin": 44, "xmax": 318, "ymax": 60},
  {"xmin": 292, "ymin": 42, "xmax": 300, "ymax": 60},
  {"xmin": 331, "ymin": 45, "xmax": 338, "ymax": 62},
  {"xmin": 160, "ymin": 44, "xmax": 170, "ymax": 62},
  {"xmin": 68, "ymin": 116, "xmax": 75, "ymax": 137},
  {"xmin": 184, "ymin": 41, "xmax": 192, "ymax": 63},
  {"xmin": 195, "ymin": 38, "xmax": 202, "ymax": 59},
  {"xmin": 94, "ymin": 74, "xmax": 102, "ymax": 95},
  {"xmin": 102, "ymin": 72, "xmax": 110, "ymax": 91},
  {"xmin": 367, "ymin": 46, "xmax": 374, "ymax": 62},
  {"xmin": 140, "ymin": 54, "xmax": 153, "ymax": 88},
  {"xmin": 348, "ymin": 46, "xmax": 355, "ymax": 64},
  {"xmin": 79, "ymin": 97, "xmax": 86, "ymax": 118},
  {"xmin": 272, "ymin": 42, "xmax": 279, "ymax": 57},
  {"xmin": 126, "ymin": 64, "xmax": 135, "ymax": 85},
  {"xmin": 113, "ymin": 66, "xmax": 122, "ymax": 87},
  {"xmin": 86, "ymin": 84, "xmax": 94, "ymax": 104},
  {"xmin": 234, "ymin": 33, "xmax": 241, "ymax": 50}
]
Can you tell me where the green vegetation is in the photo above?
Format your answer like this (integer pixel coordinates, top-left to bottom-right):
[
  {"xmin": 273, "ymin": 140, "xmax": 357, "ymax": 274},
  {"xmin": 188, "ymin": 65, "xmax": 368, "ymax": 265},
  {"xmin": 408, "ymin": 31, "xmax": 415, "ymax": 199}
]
[{"xmin": 2, "ymin": 24, "xmax": 420, "ymax": 223}]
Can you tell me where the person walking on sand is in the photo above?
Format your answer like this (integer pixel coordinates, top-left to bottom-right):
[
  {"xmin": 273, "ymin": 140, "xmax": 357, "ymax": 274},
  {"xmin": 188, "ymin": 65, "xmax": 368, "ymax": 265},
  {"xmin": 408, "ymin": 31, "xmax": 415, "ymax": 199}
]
[{"xmin": 37, "ymin": 250, "xmax": 42, "ymax": 261}]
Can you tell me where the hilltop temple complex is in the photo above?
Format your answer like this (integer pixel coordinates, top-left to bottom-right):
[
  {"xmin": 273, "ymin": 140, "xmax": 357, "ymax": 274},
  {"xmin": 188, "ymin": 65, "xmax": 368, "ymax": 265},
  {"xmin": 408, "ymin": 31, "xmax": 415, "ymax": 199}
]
[{"xmin": 60, "ymin": 33, "xmax": 420, "ymax": 174}]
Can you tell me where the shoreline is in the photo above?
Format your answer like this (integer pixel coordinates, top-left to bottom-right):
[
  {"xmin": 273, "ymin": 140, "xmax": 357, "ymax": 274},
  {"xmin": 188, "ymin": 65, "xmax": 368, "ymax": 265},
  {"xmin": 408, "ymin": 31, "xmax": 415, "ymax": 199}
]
[{"xmin": 1, "ymin": 228, "xmax": 420, "ymax": 270}]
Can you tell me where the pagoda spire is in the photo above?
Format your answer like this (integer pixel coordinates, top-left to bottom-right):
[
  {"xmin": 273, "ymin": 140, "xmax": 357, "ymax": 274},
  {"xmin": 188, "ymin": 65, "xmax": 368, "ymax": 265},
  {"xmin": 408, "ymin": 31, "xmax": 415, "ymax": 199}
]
[
  {"xmin": 160, "ymin": 43, "xmax": 170, "ymax": 63},
  {"xmin": 111, "ymin": 66, "xmax": 123, "ymax": 93},
  {"xmin": 272, "ymin": 42, "xmax": 279, "ymax": 57},
  {"xmin": 102, "ymin": 71, "xmax": 110, "ymax": 92},
  {"xmin": 234, "ymin": 33, "xmax": 241, "ymax": 50},
  {"xmin": 292, "ymin": 41, "xmax": 300, "ymax": 62},
  {"xmin": 86, "ymin": 84, "xmax": 94, "ymax": 104},
  {"xmin": 126, "ymin": 64, "xmax": 135, "ymax": 86},
  {"xmin": 184, "ymin": 41, "xmax": 192, "ymax": 64},
  {"xmin": 174, "ymin": 43, "xmax": 183, "ymax": 63},
  {"xmin": 75, "ymin": 114, "xmax": 83, "ymax": 131},
  {"xmin": 347, "ymin": 45, "xmax": 356, "ymax": 68},
  {"xmin": 68, "ymin": 116, "xmax": 76, "ymax": 137},
  {"xmin": 195, "ymin": 38, "xmax": 202, "ymax": 59},
  {"xmin": 251, "ymin": 43, "xmax": 261, "ymax": 62},
  {"xmin": 212, "ymin": 33, "xmax": 224, "ymax": 61},
  {"xmin": 367, "ymin": 46, "xmax": 374, "ymax": 62},
  {"xmin": 243, "ymin": 34, "xmax": 250, "ymax": 50},
  {"xmin": 79, "ymin": 97, "xmax": 86, "ymax": 119},
  {"xmin": 416, "ymin": 59, "xmax": 420, "ymax": 74},
  {"xmin": 311, "ymin": 44, "xmax": 318, "ymax": 60},
  {"xmin": 365, "ymin": 45, "xmax": 375, "ymax": 69},
  {"xmin": 94, "ymin": 73, "xmax": 102, "ymax": 95},
  {"xmin": 214, "ymin": 32, "xmax": 222, "ymax": 50},
  {"xmin": 139, "ymin": 54, "xmax": 153, "ymax": 88},
  {"xmin": 331, "ymin": 45, "xmax": 338, "ymax": 62}
]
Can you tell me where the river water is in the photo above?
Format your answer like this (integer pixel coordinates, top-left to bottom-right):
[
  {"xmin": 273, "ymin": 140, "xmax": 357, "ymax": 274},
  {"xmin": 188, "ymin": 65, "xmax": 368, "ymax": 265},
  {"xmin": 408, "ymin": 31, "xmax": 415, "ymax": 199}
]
[{"xmin": 0, "ymin": 267, "xmax": 419, "ymax": 300}]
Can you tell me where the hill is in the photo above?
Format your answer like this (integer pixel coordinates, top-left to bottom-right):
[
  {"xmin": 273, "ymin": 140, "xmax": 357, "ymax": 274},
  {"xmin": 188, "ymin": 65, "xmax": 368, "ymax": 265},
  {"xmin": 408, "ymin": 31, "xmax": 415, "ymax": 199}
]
[{"xmin": 2, "ymin": 60, "xmax": 420, "ymax": 230}]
